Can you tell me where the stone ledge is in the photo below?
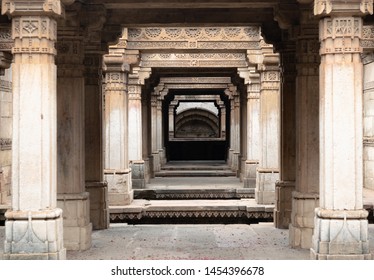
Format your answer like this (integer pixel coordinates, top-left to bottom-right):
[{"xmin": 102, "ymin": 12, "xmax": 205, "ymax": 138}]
[{"xmin": 109, "ymin": 199, "xmax": 274, "ymax": 223}]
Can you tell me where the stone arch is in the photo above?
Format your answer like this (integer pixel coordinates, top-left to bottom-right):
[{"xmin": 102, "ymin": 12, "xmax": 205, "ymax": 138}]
[{"xmin": 175, "ymin": 108, "xmax": 219, "ymax": 138}]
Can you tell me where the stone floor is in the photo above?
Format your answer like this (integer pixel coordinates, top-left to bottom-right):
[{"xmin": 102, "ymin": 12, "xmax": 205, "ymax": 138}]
[{"xmin": 1, "ymin": 223, "xmax": 374, "ymax": 260}]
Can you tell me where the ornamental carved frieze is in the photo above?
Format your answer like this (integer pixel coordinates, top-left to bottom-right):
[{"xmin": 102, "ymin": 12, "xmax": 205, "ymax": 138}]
[
  {"xmin": 141, "ymin": 52, "xmax": 248, "ymax": 68},
  {"xmin": 122, "ymin": 26, "xmax": 260, "ymax": 50},
  {"xmin": 361, "ymin": 25, "xmax": 374, "ymax": 50},
  {"xmin": 160, "ymin": 77, "xmax": 231, "ymax": 84}
]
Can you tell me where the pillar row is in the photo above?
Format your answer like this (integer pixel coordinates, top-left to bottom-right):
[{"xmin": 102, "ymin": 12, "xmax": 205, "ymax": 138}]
[
  {"xmin": 227, "ymin": 86, "xmax": 240, "ymax": 173},
  {"xmin": 103, "ymin": 54, "xmax": 133, "ymax": 206},
  {"xmin": 311, "ymin": 1, "xmax": 372, "ymax": 259},
  {"xmin": 3, "ymin": 1, "xmax": 66, "ymax": 259}
]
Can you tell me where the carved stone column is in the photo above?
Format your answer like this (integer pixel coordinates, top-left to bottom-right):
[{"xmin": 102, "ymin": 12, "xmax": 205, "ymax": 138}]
[
  {"xmin": 142, "ymin": 87, "xmax": 151, "ymax": 183},
  {"xmin": 311, "ymin": 0, "xmax": 372, "ymax": 259},
  {"xmin": 103, "ymin": 54, "xmax": 133, "ymax": 206},
  {"xmin": 255, "ymin": 48, "xmax": 280, "ymax": 205},
  {"xmin": 217, "ymin": 101, "xmax": 226, "ymax": 139},
  {"xmin": 168, "ymin": 101, "xmax": 178, "ymax": 140},
  {"xmin": 363, "ymin": 52, "xmax": 374, "ymax": 190},
  {"xmin": 56, "ymin": 20, "xmax": 91, "ymax": 251},
  {"xmin": 275, "ymin": 39, "xmax": 296, "ymax": 229},
  {"xmin": 227, "ymin": 86, "xmax": 240, "ymax": 173},
  {"xmin": 151, "ymin": 90, "xmax": 161, "ymax": 173},
  {"xmin": 128, "ymin": 83, "xmax": 145, "ymax": 188},
  {"xmin": 289, "ymin": 12, "xmax": 320, "ymax": 249},
  {"xmin": 83, "ymin": 6, "xmax": 109, "ymax": 230},
  {"xmin": 238, "ymin": 68, "xmax": 260, "ymax": 189},
  {"xmin": 0, "ymin": 48, "xmax": 12, "ymax": 208},
  {"xmin": 2, "ymin": 0, "xmax": 66, "ymax": 259},
  {"xmin": 157, "ymin": 91, "xmax": 166, "ymax": 165}
]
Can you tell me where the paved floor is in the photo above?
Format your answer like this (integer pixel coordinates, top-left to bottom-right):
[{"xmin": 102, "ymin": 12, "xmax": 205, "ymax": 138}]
[{"xmin": 1, "ymin": 223, "xmax": 374, "ymax": 260}]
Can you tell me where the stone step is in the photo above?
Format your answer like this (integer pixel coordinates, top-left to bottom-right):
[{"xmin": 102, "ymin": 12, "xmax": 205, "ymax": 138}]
[
  {"xmin": 161, "ymin": 165, "xmax": 231, "ymax": 171},
  {"xmin": 155, "ymin": 170, "xmax": 237, "ymax": 177},
  {"xmin": 134, "ymin": 188, "xmax": 254, "ymax": 200},
  {"xmin": 109, "ymin": 199, "xmax": 274, "ymax": 224}
]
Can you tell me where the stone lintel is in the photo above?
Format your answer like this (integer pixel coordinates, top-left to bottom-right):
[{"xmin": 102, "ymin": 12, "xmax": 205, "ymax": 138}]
[
  {"xmin": 2, "ymin": 0, "xmax": 64, "ymax": 17},
  {"xmin": 314, "ymin": 0, "xmax": 373, "ymax": 17}
]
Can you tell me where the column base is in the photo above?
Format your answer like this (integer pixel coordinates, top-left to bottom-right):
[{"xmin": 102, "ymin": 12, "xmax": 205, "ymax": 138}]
[
  {"xmin": 130, "ymin": 160, "xmax": 146, "ymax": 189},
  {"xmin": 159, "ymin": 149, "xmax": 166, "ymax": 165},
  {"xmin": 243, "ymin": 160, "xmax": 259, "ymax": 188},
  {"xmin": 311, "ymin": 208, "xmax": 372, "ymax": 260},
  {"xmin": 255, "ymin": 168, "xmax": 279, "ymax": 204},
  {"xmin": 227, "ymin": 149, "xmax": 234, "ymax": 167},
  {"xmin": 57, "ymin": 192, "xmax": 92, "ymax": 251},
  {"xmin": 274, "ymin": 180, "xmax": 295, "ymax": 229},
  {"xmin": 289, "ymin": 191, "xmax": 319, "ymax": 249},
  {"xmin": 144, "ymin": 158, "xmax": 151, "ymax": 183},
  {"xmin": 105, "ymin": 169, "xmax": 133, "ymax": 206},
  {"xmin": 152, "ymin": 152, "xmax": 161, "ymax": 173},
  {"xmin": 4, "ymin": 209, "xmax": 66, "ymax": 260},
  {"xmin": 86, "ymin": 181, "xmax": 109, "ymax": 230}
]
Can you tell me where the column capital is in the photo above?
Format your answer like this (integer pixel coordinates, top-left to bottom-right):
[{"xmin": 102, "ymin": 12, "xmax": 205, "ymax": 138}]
[
  {"xmin": 2, "ymin": 0, "xmax": 67, "ymax": 17},
  {"xmin": 314, "ymin": 0, "xmax": 373, "ymax": 17},
  {"xmin": 103, "ymin": 54, "xmax": 129, "ymax": 73}
]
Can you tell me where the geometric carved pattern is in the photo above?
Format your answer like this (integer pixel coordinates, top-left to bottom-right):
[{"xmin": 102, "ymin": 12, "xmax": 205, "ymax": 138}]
[
  {"xmin": 0, "ymin": 138, "xmax": 12, "ymax": 150},
  {"xmin": 110, "ymin": 210, "xmax": 273, "ymax": 223}
]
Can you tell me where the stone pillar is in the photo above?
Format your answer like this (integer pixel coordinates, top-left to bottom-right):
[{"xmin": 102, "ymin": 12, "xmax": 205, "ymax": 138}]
[
  {"xmin": 83, "ymin": 6, "xmax": 109, "ymax": 230},
  {"xmin": 2, "ymin": 0, "xmax": 66, "ymax": 259},
  {"xmin": 290, "ymin": 13, "xmax": 320, "ymax": 249},
  {"xmin": 157, "ymin": 92, "xmax": 166, "ymax": 165},
  {"xmin": 56, "ymin": 22, "xmax": 91, "ymax": 251},
  {"xmin": 363, "ymin": 52, "xmax": 374, "ymax": 190},
  {"xmin": 103, "ymin": 54, "xmax": 133, "ymax": 206},
  {"xmin": 0, "ymin": 52, "xmax": 12, "ymax": 207},
  {"xmin": 255, "ymin": 48, "xmax": 280, "ymax": 205},
  {"xmin": 274, "ymin": 40, "xmax": 296, "ymax": 229},
  {"xmin": 168, "ymin": 101, "xmax": 178, "ymax": 140},
  {"xmin": 217, "ymin": 101, "xmax": 226, "ymax": 139},
  {"xmin": 84, "ymin": 52, "xmax": 109, "ymax": 230},
  {"xmin": 128, "ymin": 83, "xmax": 145, "ymax": 188},
  {"xmin": 151, "ymin": 91, "xmax": 161, "ymax": 173},
  {"xmin": 142, "ymin": 88, "xmax": 151, "ymax": 183},
  {"xmin": 227, "ymin": 86, "xmax": 240, "ymax": 173},
  {"xmin": 311, "ymin": 1, "xmax": 372, "ymax": 259}
]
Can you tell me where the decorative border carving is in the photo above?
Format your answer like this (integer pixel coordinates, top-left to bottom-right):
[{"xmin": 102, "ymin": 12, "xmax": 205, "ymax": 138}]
[
  {"xmin": 110, "ymin": 209, "xmax": 273, "ymax": 222},
  {"xmin": 0, "ymin": 138, "xmax": 12, "ymax": 150}
]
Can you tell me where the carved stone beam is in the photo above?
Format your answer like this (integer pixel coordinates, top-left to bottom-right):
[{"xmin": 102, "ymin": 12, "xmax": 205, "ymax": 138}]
[{"xmin": 313, "ymin": 0, "xmax": 373, "ymax": 17}]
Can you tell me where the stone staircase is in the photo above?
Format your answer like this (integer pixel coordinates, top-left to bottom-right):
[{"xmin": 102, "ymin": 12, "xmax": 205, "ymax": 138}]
[
  {"xmin": 111, "ymin": 160, "xmax": 266, "ymax": 224},
  {"xmin": 154, "ymin": 161, "xmax": 237, "ymax": 177}
]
